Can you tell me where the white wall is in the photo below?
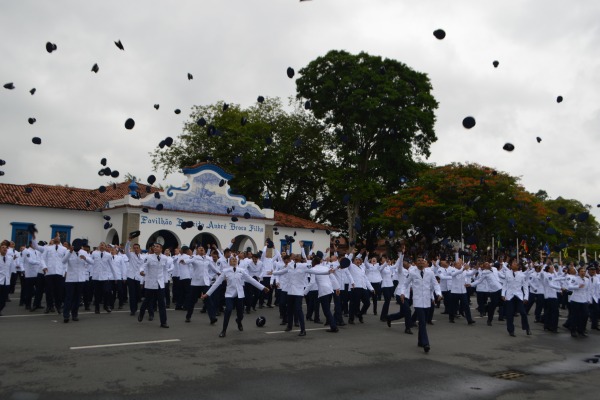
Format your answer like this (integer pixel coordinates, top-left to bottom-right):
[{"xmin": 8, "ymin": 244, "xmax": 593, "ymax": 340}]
[
  {"xmin": 271, "ymin": 227, "xmax": 331, "ymax": 256},
  {"xmin": 0, "ymin": 205, "xmax": 105, "ymax": 244},
  {"xmin": 0, "ymin": 204, "xmax": 332, "ymax": 254}
]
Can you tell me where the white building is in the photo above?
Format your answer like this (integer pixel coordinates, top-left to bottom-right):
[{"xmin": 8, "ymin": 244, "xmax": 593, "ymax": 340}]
[{"xmin": 0, "ymin": 163, "xmax": 333, "ymax": 254}]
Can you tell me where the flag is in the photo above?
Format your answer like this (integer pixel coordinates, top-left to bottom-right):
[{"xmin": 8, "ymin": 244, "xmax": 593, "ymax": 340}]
[
  {"xmin": 520, "ymin": 239, "xmax": 528, "ymax": 253},
  {"xmin": 562, "ymin": 247, "xmax": 568, "ymax": 259},
  {"xmin": 543, "ymin": 243, "xmax": 550, "ymax": 256},
  {"xmin": 583, "ymin": 248, "xmax": 588, "ymax": 263}
]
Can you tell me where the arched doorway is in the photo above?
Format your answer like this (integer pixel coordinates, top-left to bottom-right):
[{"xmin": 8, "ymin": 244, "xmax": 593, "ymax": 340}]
[
  {"xmin": 190, "ymin": 233, "xmax": 220, "ymax": 251},
  {"xmin": 146, "ymin": 230, "xmax": 180, "ymax": 252},
  {"xmin": 106, "ymin": 229, "xmax": 120, "ymax": 246},
  {"xmin": 231, "ymin": 235, "xmax": 257, "ymax": 253}
]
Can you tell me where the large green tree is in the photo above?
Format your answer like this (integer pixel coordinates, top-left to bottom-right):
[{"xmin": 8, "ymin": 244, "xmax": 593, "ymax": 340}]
[
  {"xmin": 150, "ymin": 97, "xmax": 328, "ymax": 218},
  {"xmin": 296, "ymin": 50, "xmax": 438, "ymax": 246}
]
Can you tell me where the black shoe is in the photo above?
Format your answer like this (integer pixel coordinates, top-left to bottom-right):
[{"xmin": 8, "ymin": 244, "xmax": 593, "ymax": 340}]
[
  {"xmin": 386, "ymin": 317, "xmax": 392, "ymax": 328},
  {"xmin": 374, "ymin": 311, "xmax": 377, "ymax": 316},
  {"xmin": 219, "ymin": 331, "xmax": 226, "ymax": 338},
  {"xmin": 210, "ymin": 318, "xmax": 218, "ymax": 325},
  {"xmin": 480, "ymin": 312, "xmax": 485, "ymax": 318},
  {"xmin": 280, "ymin": 321, "xmax": 287, "ymax": 326},
  {"xmin": 64, "ymin": 318, "xmax": 69, "ymax": 323},
  {"xmin": 84, "ymin": 307, "xmax": 90, "ymax": 311},
  {"xmin": 95, "ymin": 309, "xmax": 100, "ymax": 314},
  {"xmin": 148, "ymin": 314, "xmax": 154, "ymax": 321},
  {"xmin": 526, "ymin": 330, "xmax": 532, "ymax": 336},
  {"xmin": 441, "ymin": 311, "xmax": 448, "ymax": 314},
  {"xmin": 118, "ymin": 306, "xmax": 123, "ymax": 310},
  {"xmin": 314, "ymin": 319, "xmax": 322, "ymax": 324},
  {"xmin": 130, "ymin": 312, "xmax": 136, "ymax": 316},
  {"xmin": 498, "ymin": 318, "xmax": 505, "ymax": 321},
  {"xmin": 236, "ymin": 319, "xmax": 243, "ymax": 331},
  {"xmin": 449, "ymin": 319, "xmax": 455, "ymax": 323},
  {"xmin": 245, "ymin": 308, "xmax": 250, "ymax": 314},
  {"xmin": 509, "ymin": 332, "xmax": 516, "ymax": 337},
  {"xmin": 284, "ymin": 326, "xmax": 292, "ymax": 332},
  {"xmin": 468, "ymin": 321, "xmax": 476, "ymax": 325},
  {"xmin": 267, "ymin": 305, "xmax": 273, "ymax": 308},
  {"xmin": 487, "ymin": 320, "xmax": 492, "ymax": 326},
  {"xmin": 338, "ymin": 322, "xmax": 346, "ymax": 326},
  {"xmin": 348, "ymin": 320, "xmax": 355, "ymax": 325},
  {"xmin": 44, "ymin": 308, "xmax": 50, "ymax": 314},
  {"xmin": 579, "ymin": 332, "xmax": 588, "ymax": 338},
  {"xmin": 424, "ymin": 345, "xmax": 430, "ymax": 353},
  {"xmin": 160, "ymin": 324, "xmax": 169, "ymax": 328},
  {"xmin": 259, "ymin": 305, "xmax": 264, "ymax": 309},
  {"xmin": 295, "ymin": 323, "xmax": 300, "ymax": 327},
  {"xmin": 200, "ymin": 309, "xmax": 207, "ymax": 313},
  {"xmin": 306, "ymin": 317, "xmax": 313, "ymax": 321},
  {"xmin": 104, "ymin": 307, "xmax": 111, "ymax": 313},
  {"xmin": 358, "ymin": 315, "xmax": 364, "ymax": 323},
  {"xmin": 138, "ymin": 313, "xmax": 144, "ymax": 322},
  {"xmin": 50, "ymin": 307, "xmax": 56, "ymax": 313},
  {"xmin": 298, "ymin": 331, "xmax": 306, "ymax": 337},
  {"xmin": 326, "ymin": 328, "xmax": 339, "ymax": 333},
  {"xmin": 185, "ymin": 318, "xmax": 191, "ymax": 323},
  {"xmin": 427, "ymin": 321, "xmax": 434, "ymax": 325},
  {"xmin": 405, "ymin": 328, "xmax": 413, "ymax": 335},
  {"xmin": 571, "ymin": 331, "xmax": 578, "ymax": 338},
  {"xmin": 72, "ymin": 317, "xmax": 79, "ymax": 321}
]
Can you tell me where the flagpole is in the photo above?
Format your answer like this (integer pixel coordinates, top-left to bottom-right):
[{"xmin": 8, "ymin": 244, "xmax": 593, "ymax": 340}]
[
  {"xmin": 578, "ymin": 249, "xmax": 581, "ymax": 261},
  {"xmin": 559, "ymin": 249, "xmax": 562, "ymax": 265},
  {"xmin": 491, "ymin": 235, "xmax": 495, "ymax": 260},
  {"xmin": 516, "ymin": 238, "xmax": 519, "ymax": 264}
]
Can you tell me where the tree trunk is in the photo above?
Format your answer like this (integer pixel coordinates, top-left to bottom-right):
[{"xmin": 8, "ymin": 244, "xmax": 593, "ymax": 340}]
[{"xmin": 347, "ymin": 200, "xmax": 360, "ymax": 252}]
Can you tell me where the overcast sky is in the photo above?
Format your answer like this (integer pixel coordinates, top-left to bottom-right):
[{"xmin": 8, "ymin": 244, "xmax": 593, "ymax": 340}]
[{"xmin": 1, "ymin": 0, "xmax": 600, "ymax": 218}]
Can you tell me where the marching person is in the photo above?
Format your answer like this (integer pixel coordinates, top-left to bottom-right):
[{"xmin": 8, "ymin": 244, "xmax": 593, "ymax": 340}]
[
  {"xmin": 21, "ymin": 241, "xmax": 44, "ymax": 311},
  {"xmin": 202, "ymin": 257, "xmax": 269, "ymax": 338},
  {"xmin": 183, "ymin": 245, "xmax": 218, "ymax": 325},
  {"xmin": 400, "ymin": 256, "xmax": 442, "ymax": 353},
  {"xmin": 565, "ymin": 266, "xmax": 592, "ymax": 338},
  {"xmin": 306, "ymin": 256, "xmax": 339, "ymax": 333},
  {"xmin": 541, "ymin": 264, "xmax": 563, "ymax": 333},
  {"xmin": 501, "ymin": 258, "xmax": 531, "ymax": 337},
  {"xmin": 33, "ymin": 233, "xmax": 67, "ymax": 314},
  {"xmin": 272, "ymin": 254, "xmax": 318, "ymax": 336},
  {"xmin": 588, "ymin": 266, "xmax": 600, "ymax": 331},
  {"xmin": 448, "ymin": 259, "xmax": 476, "ymax": 325},
  {"xmin": 0, "ymin": 242, "xmax": 15, "ymax": 316},
  {"xmin": 124, "ymin": 234, "xmax": 145, "ymax": 316},
  {"xmin": 91, "ymin": 242, "xmax": 119, "ymax": 314},
  {"xmin": 61, "ymin": 240, "xmax": 92, "ymax": 322},
  {"xmin": 138, "ymin": 243, "xmax": 172, "ymax": 328}
]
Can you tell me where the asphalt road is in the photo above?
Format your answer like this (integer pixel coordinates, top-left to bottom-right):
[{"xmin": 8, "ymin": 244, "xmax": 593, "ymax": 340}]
[{"xmin": 1, "ymin": 291, "xmax": 599, "ymax": 400}]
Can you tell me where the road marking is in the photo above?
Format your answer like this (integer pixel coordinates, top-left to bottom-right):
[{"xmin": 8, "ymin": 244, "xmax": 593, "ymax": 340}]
[{"xmin": 70, "ymin": 339, "xmax": 180, "ymax": 350}]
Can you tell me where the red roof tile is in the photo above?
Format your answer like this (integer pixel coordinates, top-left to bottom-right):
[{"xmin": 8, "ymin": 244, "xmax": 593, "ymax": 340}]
[
  {"xmin": 274, "ymin": 211, "xmax": 336, "ymax": 232},
  {"xmin": 0, "ymin": 181, "xmax": 158, "ymax": 211}
]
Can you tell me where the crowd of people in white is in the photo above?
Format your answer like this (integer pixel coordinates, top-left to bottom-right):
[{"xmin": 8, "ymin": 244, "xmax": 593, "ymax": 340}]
[{"xmin": 1, "ymin": 232, "xmax": 598, "ymax": 352}]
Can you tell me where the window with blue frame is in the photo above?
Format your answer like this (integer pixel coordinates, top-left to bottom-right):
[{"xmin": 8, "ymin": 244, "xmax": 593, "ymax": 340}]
[
  {"xmin": 280, "ymin": 239, "xmax": 292, "ymax": 254},
  {"xmin": 51, "ymin": 224, "xmax": 73, "ymax": 244},
  {"xmin": 10, "ymin": 222, "xmax": 33, "ymax": 250},
  {"xmin": 302, "ymin": 240, "xmax": 313, "ymax": 255}
]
